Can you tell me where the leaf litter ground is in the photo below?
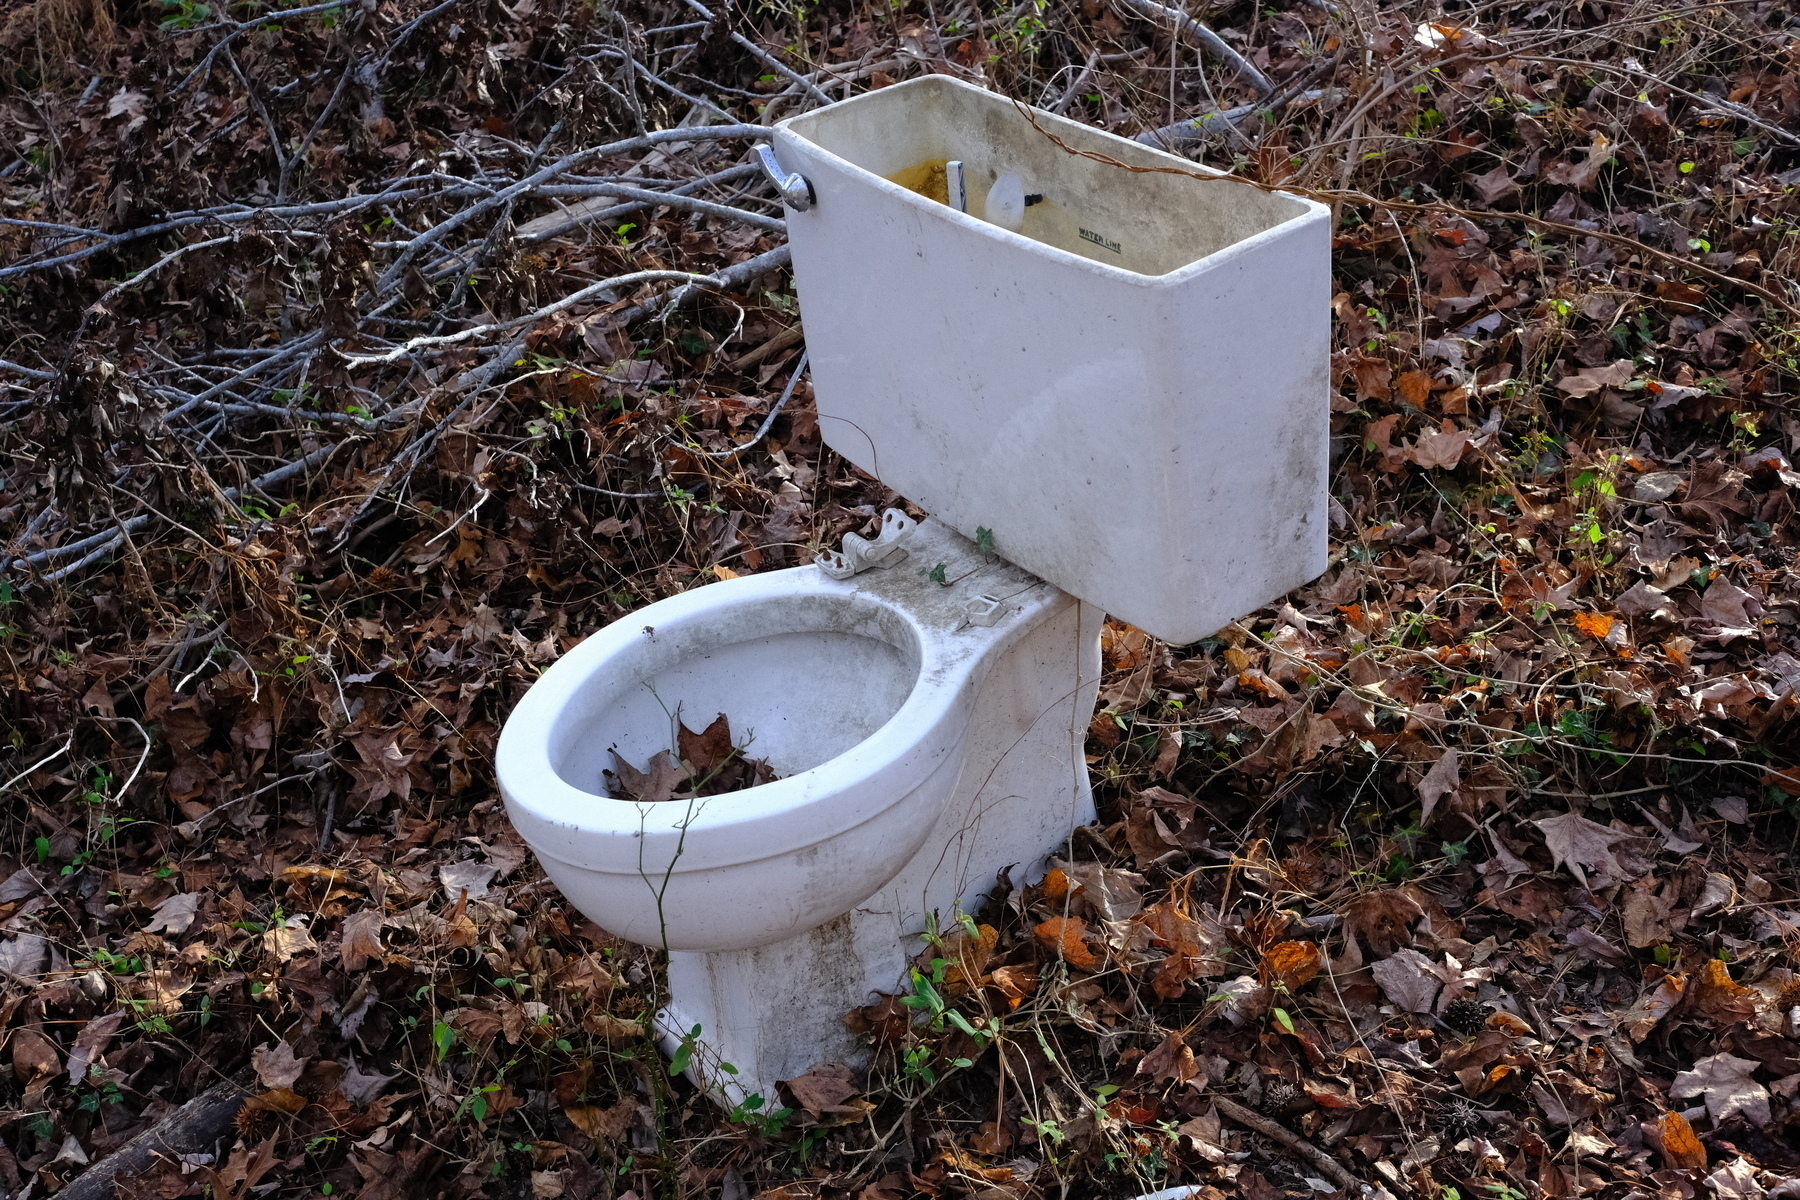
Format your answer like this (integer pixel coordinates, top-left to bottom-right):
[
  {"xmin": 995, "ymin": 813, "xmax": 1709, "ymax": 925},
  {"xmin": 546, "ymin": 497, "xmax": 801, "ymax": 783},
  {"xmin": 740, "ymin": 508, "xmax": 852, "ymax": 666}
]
[{"xmin": 2, "ymin": 0, "xmax": 1800, "ymax": 1197}]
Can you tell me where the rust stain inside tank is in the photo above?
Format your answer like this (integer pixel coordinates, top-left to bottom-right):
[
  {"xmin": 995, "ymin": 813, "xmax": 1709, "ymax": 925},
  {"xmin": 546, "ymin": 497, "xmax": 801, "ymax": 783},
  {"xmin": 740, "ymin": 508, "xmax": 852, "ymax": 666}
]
[{"xmin": 885, "ymin": 158, "xmax": 953, "ymax": 205}]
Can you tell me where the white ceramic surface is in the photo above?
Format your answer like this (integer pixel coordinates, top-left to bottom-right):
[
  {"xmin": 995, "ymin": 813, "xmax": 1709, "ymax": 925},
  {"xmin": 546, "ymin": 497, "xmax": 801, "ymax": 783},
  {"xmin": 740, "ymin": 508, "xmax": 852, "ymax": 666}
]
[
  {"xmin": 657, "ymin": 582, "xmax": 1101, "ymax": 1099},
  {"xmin": 497, "ymin": 519, "xmax": 1079, "ymax": 953},
  {"xmin": 775, "ymin": 74, "xmax": 1332, "ymax": 645}
]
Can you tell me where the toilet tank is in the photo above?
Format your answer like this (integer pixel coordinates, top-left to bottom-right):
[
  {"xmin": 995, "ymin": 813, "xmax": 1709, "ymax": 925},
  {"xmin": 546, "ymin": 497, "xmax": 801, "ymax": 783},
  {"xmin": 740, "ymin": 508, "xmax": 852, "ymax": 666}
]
[{"xmin": 773, "ymin": 75, "xmax": 1331, "ymax": 646}]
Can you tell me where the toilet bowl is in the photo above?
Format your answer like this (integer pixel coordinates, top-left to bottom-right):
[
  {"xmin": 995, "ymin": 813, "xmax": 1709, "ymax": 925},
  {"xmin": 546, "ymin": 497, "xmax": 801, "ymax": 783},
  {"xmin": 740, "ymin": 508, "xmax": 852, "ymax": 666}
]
[
  {"xmin": 498, "ymin": 73, "xmax": 1329, "ymax": 1102},
  {"xmin": 498, "ymin": 516, "xmax": 1085, "ymax": 954}
]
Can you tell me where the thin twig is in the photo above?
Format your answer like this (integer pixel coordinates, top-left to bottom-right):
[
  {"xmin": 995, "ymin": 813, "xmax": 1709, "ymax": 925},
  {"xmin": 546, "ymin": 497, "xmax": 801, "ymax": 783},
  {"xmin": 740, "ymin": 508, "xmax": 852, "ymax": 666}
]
[{"xmin": 1211, "ymin": 1095, "xmax": 1361, "ymax": 1191}]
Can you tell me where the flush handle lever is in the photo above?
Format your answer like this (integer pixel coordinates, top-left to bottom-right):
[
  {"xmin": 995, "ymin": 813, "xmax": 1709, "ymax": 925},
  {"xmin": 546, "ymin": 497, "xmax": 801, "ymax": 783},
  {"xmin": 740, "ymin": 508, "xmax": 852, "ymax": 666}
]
[{"xmin": 756, "ymin": 144, "xmax": 815, "ymax": 212}]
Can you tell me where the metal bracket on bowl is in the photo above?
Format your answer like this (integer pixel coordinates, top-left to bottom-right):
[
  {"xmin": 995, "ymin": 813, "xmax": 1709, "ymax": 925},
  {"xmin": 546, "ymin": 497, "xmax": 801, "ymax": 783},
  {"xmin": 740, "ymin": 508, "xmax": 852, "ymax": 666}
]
[
  {"xmin": 818, "ymin": 509, "xmax": 915, "ymax": 579},
  {"xmin": 755, "ymin": 144, "xmax": 815, "ymax": 212},
  {"xmin": 963, "ymin": 595, "xmax": 1007, "ymax": 627}
]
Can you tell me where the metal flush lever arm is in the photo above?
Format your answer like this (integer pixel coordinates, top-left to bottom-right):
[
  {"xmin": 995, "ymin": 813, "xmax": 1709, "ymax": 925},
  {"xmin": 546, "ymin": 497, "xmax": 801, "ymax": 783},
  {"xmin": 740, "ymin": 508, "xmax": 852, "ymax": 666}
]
[
  {"xmin": 817, "ymin": 509, "xmax": 916, "ymax": 579},
  {"xmin": 756, "ymin": 144, "xmax": 815, "ymax": 211}
]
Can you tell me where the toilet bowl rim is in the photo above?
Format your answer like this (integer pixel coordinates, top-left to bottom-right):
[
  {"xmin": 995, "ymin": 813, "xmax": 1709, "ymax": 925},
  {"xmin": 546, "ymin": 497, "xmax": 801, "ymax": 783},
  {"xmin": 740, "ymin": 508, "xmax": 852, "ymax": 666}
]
[{"xmin": 496, "ymin": 561, "xmax": 1063, "ymax": 870}]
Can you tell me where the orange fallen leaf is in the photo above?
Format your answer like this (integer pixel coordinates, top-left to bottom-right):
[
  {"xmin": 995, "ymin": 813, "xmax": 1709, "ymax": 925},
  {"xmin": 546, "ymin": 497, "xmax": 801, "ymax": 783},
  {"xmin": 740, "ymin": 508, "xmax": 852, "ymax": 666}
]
[
  {"xmin": 1041, "ymin": 868, "xmax": 1070, "ymax": 900},
  {"xmin": 1260, "ymin": 941, "xmax": 1324, "ymax": 991},
  {"xmin": 1485, "ymin": 1011, "xmax": 1534, "ymax": 1037},
  {"xmin": 1033, "ymin": 916, "xmax": 1100, "ymax": 971},
  {"xmin": 245, "ymin": 1087, "xmax": 307, "ymax": 1115},
  {"xmin": 1689, "ymin": 957, "xmax": 1758, "ymax": 1024},
  {"xmin": 1656, "ymin": 1111, "xmax": 1707, "ymax": 1170},
  {"xmin": 1571, "ymin": 611, "xmax": 1616, "ymax": 640},
  {"xmin": 935, "ymin": 1148, "xmax": 1013, "ymax": 1184}
]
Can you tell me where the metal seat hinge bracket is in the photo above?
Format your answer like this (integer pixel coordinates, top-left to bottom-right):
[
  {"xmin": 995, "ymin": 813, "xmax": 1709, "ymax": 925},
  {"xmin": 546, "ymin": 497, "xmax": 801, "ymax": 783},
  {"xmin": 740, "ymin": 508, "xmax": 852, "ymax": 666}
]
[{"xmin": 818, "ymin": 509, "xmax": 915, "ymax": 579}]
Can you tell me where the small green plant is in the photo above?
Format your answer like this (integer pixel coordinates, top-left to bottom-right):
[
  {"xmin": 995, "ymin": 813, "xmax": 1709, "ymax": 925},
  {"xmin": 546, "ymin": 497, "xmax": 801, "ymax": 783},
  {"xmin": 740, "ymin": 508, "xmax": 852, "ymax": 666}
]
[
  {"xmin": 158, "ymin": 0, "xmax": 212, "ymax": 28},
  {"xmin": 456, "ymin": 1083, "xmax": 502, "ymax": 1123},
  {"xmin": 727, "ymin": 1091, "xmax": 794, "ymax": 1135},
  {"xmin": 669, "ymin": 1024, "xmax": 702, "ymax": 1076},
  {"xmin": 902, "ymin": 1044, "xmax": 937, "ymax": 1086}
]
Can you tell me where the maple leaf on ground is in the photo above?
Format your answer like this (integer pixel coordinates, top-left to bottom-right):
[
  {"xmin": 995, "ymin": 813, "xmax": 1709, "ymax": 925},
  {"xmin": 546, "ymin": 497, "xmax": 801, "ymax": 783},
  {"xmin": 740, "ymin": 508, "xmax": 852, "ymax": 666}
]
[
  {"xmin": 1408, "ymin": 419, "xmax": 1473, "ymax": 470},
  {"xmin": 1259, "ymin": 941, "xmax": 1323, "ymax": 991},
  {"xmin": 1678, "ymin": 461, "xmax": 1749, "ymax": 531},
  {"xmin": 440, "ymin": 860, "xmax": 499, "ymax": 902},
  {"xmin": 1534, "ymin": 811, "xmax": 1642, "ymax": 887},
  {"xmin": 1705, "ymin": 1158, "xmax": 1766, "ymax": 1200},
  {"xmin": 1052, "ymin": 859, "xmax": 1145, "ymax": 922},
  {"xmin": 1342, "ymin": 889, "xmax": 1423, "ymax": 956},
  {"xmin": 782, "ymin": 1062, "xmax": 870, "ymax": 1122},
  {"xmin": 1619, "ymin": 975, "xmax": 1685, "ymax": 1042},
  {"xmin": 341, "ymin": 1059, "xmax": 398, "ymax": 1106},
  {"xmin": 1671, "ymin": 1053, "xmax": 1770, "ymax": 1125},
  {"xmin": 1616, "ymin": 581, "xmax": 1675, "ymax": 620},
  {"xmin": 0, "ymin": 934, "xmax": 47, "ymax": 980},
  {"xmin": 339, "ymin": 909, "xmax": 389, "ymax": 971},
  {"xmin": 252, "ymin": 1040, "xmax": 307, "ymax": 1090},
  {"xmin": 1688, "ymin": 958, "xmax": 1759, "ymax": 1025},
  {"xmin": 1033, "ymin": 916, "xmax": 1100, "ymax": 971},
  {"xmin": 1465, "ymin": 164, "xmax": 1518, "ymax": 203},
  {"xmin": 1370, "ymin": 948, "xmax": 1443, "ymax": 1014},
  {"xmin": 1370, "ymin": 949, "xmax": 1491, "ymax": 1014}
]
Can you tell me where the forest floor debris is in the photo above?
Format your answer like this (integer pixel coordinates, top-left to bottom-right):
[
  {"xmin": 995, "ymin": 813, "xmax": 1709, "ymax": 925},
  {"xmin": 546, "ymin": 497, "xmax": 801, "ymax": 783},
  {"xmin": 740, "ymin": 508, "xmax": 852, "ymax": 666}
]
[{"xmin": 3, "ymin": 0, "xmax": 1800, "ymax": 1196}]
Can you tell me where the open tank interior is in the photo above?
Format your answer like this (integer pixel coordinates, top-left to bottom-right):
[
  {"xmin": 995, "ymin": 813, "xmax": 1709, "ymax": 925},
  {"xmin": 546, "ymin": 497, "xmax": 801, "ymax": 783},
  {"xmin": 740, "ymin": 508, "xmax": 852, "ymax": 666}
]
[{"xmin": 783, "ymin": 76, "xmax": 1313, "ymax": 277}]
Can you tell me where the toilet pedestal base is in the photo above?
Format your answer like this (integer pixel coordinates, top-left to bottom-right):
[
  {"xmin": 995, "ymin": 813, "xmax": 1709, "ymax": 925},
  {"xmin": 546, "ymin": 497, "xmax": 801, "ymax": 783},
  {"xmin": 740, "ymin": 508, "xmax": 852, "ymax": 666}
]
[{"xmin": 656, "ymin": 598, "xmax": 1103, "ymax": 1106}]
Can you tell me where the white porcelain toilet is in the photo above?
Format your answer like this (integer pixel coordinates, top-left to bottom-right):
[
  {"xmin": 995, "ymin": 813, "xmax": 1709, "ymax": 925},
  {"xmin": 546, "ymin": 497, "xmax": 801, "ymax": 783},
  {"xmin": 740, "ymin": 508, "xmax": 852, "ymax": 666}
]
[{"xmin": 498, "ymin": 74, "xmax": 1330, "ymax": 1103}]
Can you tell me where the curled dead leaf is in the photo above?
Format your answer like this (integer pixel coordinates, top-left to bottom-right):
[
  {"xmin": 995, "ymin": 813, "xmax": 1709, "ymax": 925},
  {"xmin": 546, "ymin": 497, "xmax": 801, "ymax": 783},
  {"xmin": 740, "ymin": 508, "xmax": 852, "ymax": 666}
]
[
  {"xmin": 245, "ymin": 1087, "xmax": 308, "ymax": 1115},
  {"xmin": 1259, "ymin": 941, "xmax": 1323, "ymax": 991},
  {"xmin": 1033, "ymin": 916, "xmax": 1100, "ymax": 971},
  {"xmin": 1688, "ymin": 957, "xmax": 1758, "ymax": 1025},
  {"xmin": 583, "ymin": 1012, "xmax": 643, "ymax": 1040},
  {"xmin": 563, "ymin": 1096, "xmax": 638, "ymax": 1143}
]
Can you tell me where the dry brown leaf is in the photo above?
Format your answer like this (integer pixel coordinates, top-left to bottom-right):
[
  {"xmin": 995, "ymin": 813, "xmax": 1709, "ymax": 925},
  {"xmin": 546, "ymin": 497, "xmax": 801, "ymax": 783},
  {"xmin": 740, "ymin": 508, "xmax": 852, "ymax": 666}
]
[
  {"xmin": 1259, "ymin": 941, "xmax": 1323, "ymax": 991},
  {"xmin": 1571, "ymin": 611, "xmax": 1616, "ymax": 640},
  {"xmin": 1409, "ymin": 418, "xmax": 1472, "ymax": 470},
  {"xmin": 340, "ymin": 909, "xmax": 388, "ymax": 971},
  {"xmin": 989, "ymin": 963, "xmax": 1039, "ymax": 1009},
  {"xmin": 1137, "ymin": 1029, "xmax": 1199, "ymax": 1084},
  {"xmin": 783, "ymin": 1062, "xmax": 868, "ymax": 1122},
  {"xmin": 1533, "ymin": 811, "xmax": 1639, "ymax": 887},
  {"xmin": 1671, "ymin": 1052, "xmax": 1770, "ymax": 1125},
  {"xmin": 11, "ymin": 1027, "xmax": 60, "ymax": 1083},
  {"xmin": 1033, "ymin": 916, "xmax": 1100, "ymax": 971},
  {"xmin": 1416, "ymin": 748, "xmax": 1459, "ymax": 826},
  {"xmin": 252, "ymin": 1040, "xmax": 307, "ymax": 1090},
  {"xmin": 563, "ymin": 1096, "xmax": 637, "ymax": 1143},
  {"xmin": 1688, "ymin": 957, "xmax": 1759, "ymax": 1025},
  {"xmin": 245, "ymin": 1087, "xmax": 308, "ymax": 1115},
  {"xmin": 1342, "ymin": 889, "xmax": 1423, "ymax": 956},
  {"xmin": 583, "ymin": 1012, "xmax": 643, "ymax": 1040}
]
